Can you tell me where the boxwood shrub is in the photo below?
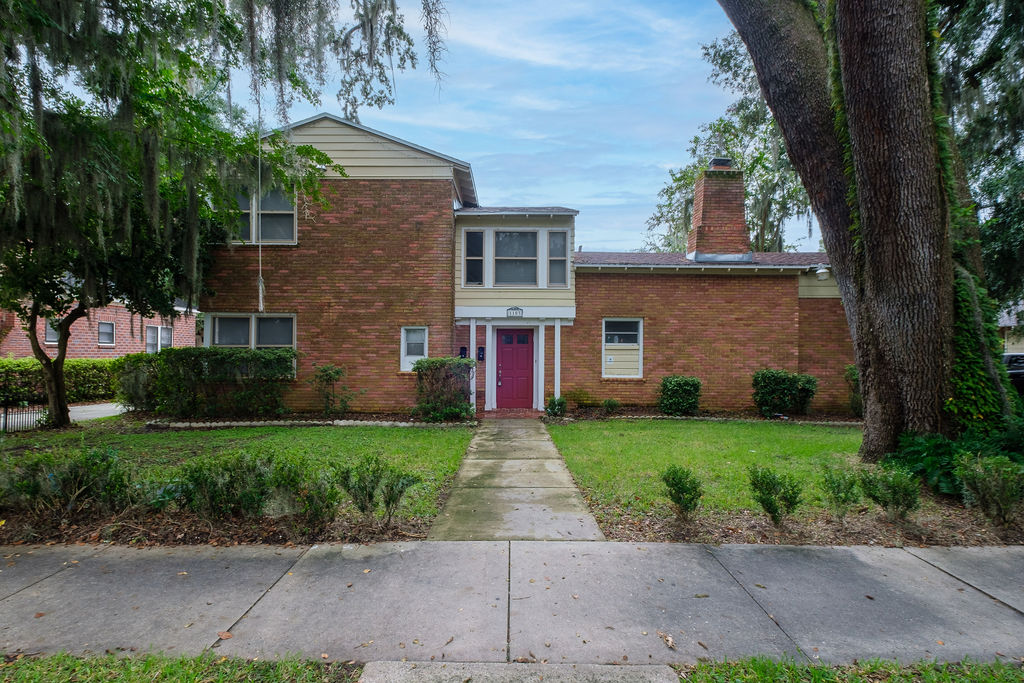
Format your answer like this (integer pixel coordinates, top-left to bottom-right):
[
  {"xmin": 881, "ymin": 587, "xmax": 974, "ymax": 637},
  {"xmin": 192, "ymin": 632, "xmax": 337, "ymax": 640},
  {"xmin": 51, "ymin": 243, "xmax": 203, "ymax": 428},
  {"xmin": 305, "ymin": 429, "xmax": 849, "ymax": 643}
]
[
  {"xmin": 412, "ymin": 356, "xmax": 475, "ymax": 422},
  {"xmin": 658, "ymin": 375, "xmax": 701, "ymax": 416},
  {"xmin": 113, "ymin": 347, "xmax": 296, "ymax": 417},
  {"xmin": 0, "ymin": 357, "xmax": 117, "ymax": 405},
  {"xmin": 751, "ymin": 368, "xmax": 818, "ymax": 417}
]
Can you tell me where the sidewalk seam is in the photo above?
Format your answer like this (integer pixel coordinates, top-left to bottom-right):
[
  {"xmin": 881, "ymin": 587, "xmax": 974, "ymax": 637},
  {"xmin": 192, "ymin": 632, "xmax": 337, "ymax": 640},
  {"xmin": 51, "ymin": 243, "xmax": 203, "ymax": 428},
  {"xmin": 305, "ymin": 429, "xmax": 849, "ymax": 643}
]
[
  {"xmin": 901, "ymin": 548, "xmax": 1024, "ymax": 618},
  {"xmin": 505, "ymin": 540, "xmax": 512, "ymax": 663},
  {"xmin": 206, "ymin": 544, "xmax": 313, "ymax": 652},
  {"xmin": 0, "ymin": 544, "xmax": 112, "ymax": 603},
  {"xmin": 705, "ymin": 545, "xmax": 811, "ymax": 664}
]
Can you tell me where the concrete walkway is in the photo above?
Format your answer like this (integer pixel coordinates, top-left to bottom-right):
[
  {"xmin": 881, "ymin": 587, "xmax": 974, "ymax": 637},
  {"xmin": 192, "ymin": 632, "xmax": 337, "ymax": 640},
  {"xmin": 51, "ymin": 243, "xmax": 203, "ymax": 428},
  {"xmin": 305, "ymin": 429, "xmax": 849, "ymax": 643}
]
[
  {"xmin": 69, "ymin": 402, "xmax": 124, "ymax": 422},
  {"xmin": 428, "ymin": 419, "xmax": 604, "ymax": 541},
  {"xmin": 1, "ymin": 543, "xmax": 1022, "ymax": 675}
]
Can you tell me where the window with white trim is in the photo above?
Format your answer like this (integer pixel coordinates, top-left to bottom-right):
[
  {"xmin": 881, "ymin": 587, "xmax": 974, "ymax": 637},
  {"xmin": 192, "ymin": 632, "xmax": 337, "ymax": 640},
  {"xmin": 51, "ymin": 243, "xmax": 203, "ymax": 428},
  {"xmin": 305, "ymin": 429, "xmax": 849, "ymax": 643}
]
[
  {"xmin": 548, "ymin": 231, "xmax": 568, "ymax": 286},
  {"xmin": 235, "ymin": 188, "xmax": 296, "ymax": 243},
  {"xmin": 210, "ymin": 314, "xmax": 295, "ymax": 349},
  {"xmin": 97, "ymin": 321, "xmax": 115, "ymax": 346},
  {"xmin": 464, "ymin": 230, "xmax": 484, "ymax": 286},
  {"xmin": 401, "ymin": 326, "xmax": 428, "ymax": 371},
  {"xmin": 145, "ymin": 325, "xmax": 173, "ymax": 353},
  {"xmin": 602, "ymin": 318, "xmax": 643, "ymax": 378},
  {"xmin": 44, "ymin": 319, "xmax": 59, "ymax": 344},
  {"xmin": 494, "ymin": 231, "xmax": 537, "ymax": 286}
]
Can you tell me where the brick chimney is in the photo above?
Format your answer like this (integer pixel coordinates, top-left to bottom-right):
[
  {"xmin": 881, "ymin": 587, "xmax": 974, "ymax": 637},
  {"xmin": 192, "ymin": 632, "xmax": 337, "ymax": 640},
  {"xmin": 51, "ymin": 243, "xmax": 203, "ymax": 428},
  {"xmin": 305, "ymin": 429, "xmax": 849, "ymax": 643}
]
[{"xmin": 687, "ymin": 158, "xmax": 752, "ymax": 262}]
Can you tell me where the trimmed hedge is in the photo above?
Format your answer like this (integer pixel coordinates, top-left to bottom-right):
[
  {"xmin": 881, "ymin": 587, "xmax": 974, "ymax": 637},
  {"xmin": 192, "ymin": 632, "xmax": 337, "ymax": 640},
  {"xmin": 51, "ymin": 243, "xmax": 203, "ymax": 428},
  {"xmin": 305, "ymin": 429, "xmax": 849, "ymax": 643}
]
[
  {"xmin": 658, "ymin": 375, "xmax": 701, "ymax": 416},
  {"xmin": 114, "ymin": 347, "xmax": 297, "ymax": 417},
  {"xmin": 412, "ymin": 356, "xmax": 475, "ymax": 422},
  {"xmin": 751, "ymin": 368, "xmax": 818, "ymax": 417},
  {"xmin": 0, "ymin": 358, "xmax": 117, "ymax": 405}
]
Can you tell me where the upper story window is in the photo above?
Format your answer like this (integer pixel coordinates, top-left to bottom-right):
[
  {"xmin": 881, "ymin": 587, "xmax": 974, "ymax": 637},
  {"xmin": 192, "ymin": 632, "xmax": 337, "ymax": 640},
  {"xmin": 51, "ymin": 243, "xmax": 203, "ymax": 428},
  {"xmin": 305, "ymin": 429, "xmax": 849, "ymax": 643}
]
[
  {"xmin": 236, "ymin": 188, "xmax": 296, "ymax": 244},
  {"xmin": 462, "ymin": 228, "xmax": 570, "ymax": 289},
  {"xmin": 465, "ymin": 231, "xmax": 484, "ymax": 286}
]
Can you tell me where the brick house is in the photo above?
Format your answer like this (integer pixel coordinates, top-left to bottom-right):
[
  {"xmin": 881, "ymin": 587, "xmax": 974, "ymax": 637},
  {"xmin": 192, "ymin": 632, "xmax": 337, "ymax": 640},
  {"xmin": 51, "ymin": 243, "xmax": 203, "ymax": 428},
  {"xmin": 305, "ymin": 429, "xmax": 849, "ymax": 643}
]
[
  {"xmin": 0, "ymin": 304, "xmax": 196, "ymax": 360},
  {"xmin": 200, "ymin": 114, "xmax": 854, "ymax": 414}
]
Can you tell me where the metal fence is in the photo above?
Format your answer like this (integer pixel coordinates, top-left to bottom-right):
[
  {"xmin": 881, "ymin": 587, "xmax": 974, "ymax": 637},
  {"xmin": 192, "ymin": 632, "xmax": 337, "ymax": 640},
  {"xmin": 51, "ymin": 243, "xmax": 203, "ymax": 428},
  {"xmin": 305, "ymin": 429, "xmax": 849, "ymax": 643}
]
[{"xmin": 1, "ymin": 404, "xmax": 47, "ymax": 433}]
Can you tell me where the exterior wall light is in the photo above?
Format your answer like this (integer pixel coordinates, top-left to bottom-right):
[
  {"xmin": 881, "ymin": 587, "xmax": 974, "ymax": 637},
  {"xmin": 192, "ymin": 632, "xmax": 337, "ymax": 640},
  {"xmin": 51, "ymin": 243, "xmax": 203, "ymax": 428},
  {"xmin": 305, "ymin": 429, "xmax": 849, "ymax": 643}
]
[{"xmin": 815, "ymin": 264, "xmax": 830, "ymax": 281}]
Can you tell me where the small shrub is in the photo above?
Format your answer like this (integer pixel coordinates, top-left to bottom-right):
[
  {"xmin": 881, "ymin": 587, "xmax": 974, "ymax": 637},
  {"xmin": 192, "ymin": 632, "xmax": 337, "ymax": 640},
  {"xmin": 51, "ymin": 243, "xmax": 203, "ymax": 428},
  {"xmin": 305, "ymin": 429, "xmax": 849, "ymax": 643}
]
[
  {"xmin": 859, "ymin": 465, "xmax": 920, "ymax": 521},
  {"xmin": 661, "ymin": 465, "xmax": 703, "ymax": 520},
  {"xmin": 955, "ymin": 454, "xmax": 1024, "ymax": 527},
  {"xmin": 658, "ymin": 375, "xmax": 701, "ymax": 416},
  {"xmin": 339, "ymin": 452, "xmax": 421, "ymax": 528},
  {"xmin": 412, "ymin": 357, "xmax": 475, "ymax": 422},
  {"xmin": 602, "ymin": 398, "xmax": 621, "ymax": 415},
  {"xmin": 884, "ymin": 432, "xmax": 963, "ymax": 496},
  {"xmin": 176, "ymin": 451, "xmax": 274, "ymax": 518},
  {"xmin": 844, "ymin": 364, "xmax": 863, "ymax": 417},
  {"xmin": 0, "ymin": 447, "xmax": 132, "ymax": 514},
  {"xmin": 821, "ymin": 466, "xmax": 860, "ymax": 523},
  {"xmin": 748, "ymin": 465, "xmax": 803, "ymax": 526},
  {"xmin": 271, "ymin": 454, "xmax": 345, "ymax": 531},
  {"xmin": 545, "ymin": 396, "xmax": 567, "ymax": 417},
  {"xmin": 751, "ymin": 369, "xmax": 818, "ymax": 417},
  {"xmin": 307, "ymin": 363, "xmax": 355, "ymax": 415}
]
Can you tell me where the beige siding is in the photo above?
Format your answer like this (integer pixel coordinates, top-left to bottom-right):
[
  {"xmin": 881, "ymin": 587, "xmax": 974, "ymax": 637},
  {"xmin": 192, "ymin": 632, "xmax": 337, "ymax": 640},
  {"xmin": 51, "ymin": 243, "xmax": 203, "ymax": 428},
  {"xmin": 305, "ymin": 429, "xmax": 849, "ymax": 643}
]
[
  {"xmin": 454, "ymin": 217, "xmax": 577, "ymax": 309},
  {"xmin": 288, "ymin": 118, "xmax": 454, "ymax": 179},
  {"xmin": 798, "ymin": 273, "xmax": 842, "ymax": 298},
  {"xmin": 603, "ymin": 344, "xmax": 640, "ymax": 376}
]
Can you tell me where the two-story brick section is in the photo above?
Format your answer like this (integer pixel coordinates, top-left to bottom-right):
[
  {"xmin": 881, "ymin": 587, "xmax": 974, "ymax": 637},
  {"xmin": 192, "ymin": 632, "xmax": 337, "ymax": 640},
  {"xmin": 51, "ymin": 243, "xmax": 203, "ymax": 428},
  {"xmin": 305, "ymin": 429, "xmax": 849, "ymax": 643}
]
[{"xmin": 200, "ymin": 114, "xmax": 854, "ymax": 414}]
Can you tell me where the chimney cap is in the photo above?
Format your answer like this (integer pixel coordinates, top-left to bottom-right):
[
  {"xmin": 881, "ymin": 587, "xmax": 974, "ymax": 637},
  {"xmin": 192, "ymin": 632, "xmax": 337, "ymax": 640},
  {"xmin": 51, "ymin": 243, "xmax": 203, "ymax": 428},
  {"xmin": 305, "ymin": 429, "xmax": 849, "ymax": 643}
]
[{"xmin": 709, "ymin": 157, "xmax": 733, "ymax": 169}]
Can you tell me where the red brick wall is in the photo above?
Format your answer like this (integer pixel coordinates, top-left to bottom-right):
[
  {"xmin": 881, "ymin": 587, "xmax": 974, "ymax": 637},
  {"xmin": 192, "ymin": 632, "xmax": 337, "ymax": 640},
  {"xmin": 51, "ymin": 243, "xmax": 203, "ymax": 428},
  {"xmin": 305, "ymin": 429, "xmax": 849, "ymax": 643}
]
[
  {"xmin": 200, "ymin": 178, "xmax": 456, "ymax": 412},
  {"xmin": 563, "ymin": 271, "xmax": 853, "ymax": 413},
  {"xmin": 0, "ymin": 306, "xmax": 195, "ymax": 359},
  {"xmin": 688, "ymin": 169, "xmax": 751, "ymax": 255},
  {"xmin": 798, "ymin": 298, "xmax": 855, "ymax": 412}
]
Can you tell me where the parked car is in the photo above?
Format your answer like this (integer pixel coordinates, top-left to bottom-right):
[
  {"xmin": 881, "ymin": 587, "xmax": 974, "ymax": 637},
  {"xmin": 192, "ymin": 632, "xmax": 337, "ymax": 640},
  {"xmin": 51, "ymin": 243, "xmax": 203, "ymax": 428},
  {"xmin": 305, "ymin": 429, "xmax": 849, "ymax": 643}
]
[{"xmin": 1003, "ymin": 353, "xmax": 1024, "ymax": 394}]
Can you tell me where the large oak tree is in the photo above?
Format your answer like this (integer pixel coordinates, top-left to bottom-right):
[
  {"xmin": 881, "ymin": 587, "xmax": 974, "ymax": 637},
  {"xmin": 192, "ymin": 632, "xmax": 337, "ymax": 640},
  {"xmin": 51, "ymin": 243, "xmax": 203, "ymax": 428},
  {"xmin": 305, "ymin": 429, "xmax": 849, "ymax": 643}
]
[{"xmin": 717, "ymin": 0, "xmax": 1013, "ymax": 460}]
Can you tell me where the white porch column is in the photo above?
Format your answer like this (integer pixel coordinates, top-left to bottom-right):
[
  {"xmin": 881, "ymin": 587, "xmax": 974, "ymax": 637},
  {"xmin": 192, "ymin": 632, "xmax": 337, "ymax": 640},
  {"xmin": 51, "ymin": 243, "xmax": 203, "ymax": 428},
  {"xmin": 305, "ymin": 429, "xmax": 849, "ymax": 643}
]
[
  {"xmin": 484, "ymin": 322, "xmax": 494, "ymax": 410},
  {"xmin": 554, "ymin": 318, "xmax": 561, "ymax": 399},
  {"xmin": 536, "ymin": 323, "xmax": 546, "ymax": 410},
  {"xmin": 469, "ymin": 318, "xmax": 477, "ymax": 410}
]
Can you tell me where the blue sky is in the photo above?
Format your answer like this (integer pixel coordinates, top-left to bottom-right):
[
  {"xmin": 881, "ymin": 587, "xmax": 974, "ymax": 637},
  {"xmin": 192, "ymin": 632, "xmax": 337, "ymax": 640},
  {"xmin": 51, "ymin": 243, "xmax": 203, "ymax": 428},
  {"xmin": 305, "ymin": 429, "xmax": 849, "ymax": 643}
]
[{"xmin": 283, "ymin": 0, "xmax": 819, "ymax": 252}]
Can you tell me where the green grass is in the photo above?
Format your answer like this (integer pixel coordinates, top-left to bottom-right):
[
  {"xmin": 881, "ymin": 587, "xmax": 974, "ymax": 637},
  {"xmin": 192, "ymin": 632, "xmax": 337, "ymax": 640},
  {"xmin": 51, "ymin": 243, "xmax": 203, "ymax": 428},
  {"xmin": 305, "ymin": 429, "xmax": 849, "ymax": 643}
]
[
  {"xmin": 0, "ymin": 653, "xmax": 359, "ymax": 681},
  {"xmin": 679, "ymin": 657, "xmax": 1023, "ymax": 682},
  {"xmin": 548, "ymin": 420, "xmax": 863, "ymax": 514},
  {"xmin": 0, "ymin": 420, "xmax": 473, "ymax": 518}
]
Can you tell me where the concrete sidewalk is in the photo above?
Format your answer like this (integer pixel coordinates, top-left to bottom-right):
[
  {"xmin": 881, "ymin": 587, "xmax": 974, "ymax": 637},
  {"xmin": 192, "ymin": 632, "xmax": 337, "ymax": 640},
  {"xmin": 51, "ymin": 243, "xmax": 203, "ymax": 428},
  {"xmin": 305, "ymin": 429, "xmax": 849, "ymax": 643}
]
[
  {"xmin": 428, "ymin": 419, "xmax": 604, "ymax": 541},
  {"xmin": 68, "ymin": 402, "xmax": 124, "ymax": 422},
  {"xmin": 2, "ymin": 542, "xmax": 1022, "ymax": 674}
]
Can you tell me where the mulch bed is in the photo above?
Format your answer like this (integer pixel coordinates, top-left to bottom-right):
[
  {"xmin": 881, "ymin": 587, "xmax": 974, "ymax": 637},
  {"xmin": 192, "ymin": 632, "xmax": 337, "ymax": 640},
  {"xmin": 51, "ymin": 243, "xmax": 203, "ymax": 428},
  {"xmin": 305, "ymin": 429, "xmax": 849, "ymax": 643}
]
[
  {"xmin": 0, "ymin": 510, "xmax": 432, "ymax": 547},
  {"xmin": 588, "ymin": 493, "xmax": 1024, "ymax": 546}
]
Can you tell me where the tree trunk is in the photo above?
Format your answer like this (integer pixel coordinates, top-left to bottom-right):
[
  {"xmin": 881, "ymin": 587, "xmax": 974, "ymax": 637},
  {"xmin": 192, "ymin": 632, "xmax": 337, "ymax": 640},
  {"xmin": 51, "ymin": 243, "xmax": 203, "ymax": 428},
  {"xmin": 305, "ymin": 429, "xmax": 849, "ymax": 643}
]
[
  {"xmin": 717, "ymin": 0, "xmax": 956, "ymax": 460},
  {"xmin": 24, "ymin": 302, "xmax": 87, "ymax": 428}
]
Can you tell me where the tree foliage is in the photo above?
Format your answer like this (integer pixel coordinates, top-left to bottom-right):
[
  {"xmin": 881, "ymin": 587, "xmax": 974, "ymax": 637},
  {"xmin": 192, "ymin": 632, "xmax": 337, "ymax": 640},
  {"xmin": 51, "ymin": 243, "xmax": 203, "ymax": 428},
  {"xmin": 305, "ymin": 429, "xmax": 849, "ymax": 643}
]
[
  {"xmin": 0, "ymin": 0, "xmax": 444, "ymax": 425},
  {"xmin": 646, "ymin": 32, "xmax": 811, "ymax": 253}
]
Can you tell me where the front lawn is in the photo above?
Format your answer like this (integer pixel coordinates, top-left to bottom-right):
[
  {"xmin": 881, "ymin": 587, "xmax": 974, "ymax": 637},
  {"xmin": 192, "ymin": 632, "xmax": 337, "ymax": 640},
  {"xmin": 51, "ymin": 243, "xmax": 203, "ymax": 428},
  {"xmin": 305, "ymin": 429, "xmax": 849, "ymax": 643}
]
[
  {"xmin": 548, "ymin": 419, "xmax": 863, "ymax": 513},
  {"xmin": 0, "ymin": 419, "xmax": 473, "ymax": 544},
  {"xmin": 547, "ymin": 419, "xmax": 1020, "ymax": 546}
]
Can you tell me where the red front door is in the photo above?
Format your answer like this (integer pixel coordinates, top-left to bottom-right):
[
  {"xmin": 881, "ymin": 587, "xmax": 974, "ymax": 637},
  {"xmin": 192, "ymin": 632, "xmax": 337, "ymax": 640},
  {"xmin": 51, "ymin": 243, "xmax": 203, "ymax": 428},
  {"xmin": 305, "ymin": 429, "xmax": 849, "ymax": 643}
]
[{"xmin": 496, "ymin": 329, "xmax": 534, "ymax": 408}]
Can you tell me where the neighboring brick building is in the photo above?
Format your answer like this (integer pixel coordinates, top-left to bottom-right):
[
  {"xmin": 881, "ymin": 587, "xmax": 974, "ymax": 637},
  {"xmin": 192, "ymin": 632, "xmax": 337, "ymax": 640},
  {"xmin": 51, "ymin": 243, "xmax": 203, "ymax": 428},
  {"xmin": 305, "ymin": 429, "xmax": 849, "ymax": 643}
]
[
  {"xmin": 0, "ymin": 305, "xmax": 196, "ymax": 360},
  {"xmin": 200, "ymin": 114, "xmax": 855, "ymax": 414}
]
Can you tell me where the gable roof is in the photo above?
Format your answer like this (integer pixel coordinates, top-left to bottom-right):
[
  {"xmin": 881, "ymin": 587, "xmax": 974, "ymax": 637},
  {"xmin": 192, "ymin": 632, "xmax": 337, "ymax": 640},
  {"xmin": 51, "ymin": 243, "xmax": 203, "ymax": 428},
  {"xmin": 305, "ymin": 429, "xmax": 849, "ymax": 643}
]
[
  {"xmin": 573, "ymin": 251, "xmax": 831, "ymax": 270},
  {"xmin": 274, "ymin": 113, "xmax": 478, "ymax": 207}
]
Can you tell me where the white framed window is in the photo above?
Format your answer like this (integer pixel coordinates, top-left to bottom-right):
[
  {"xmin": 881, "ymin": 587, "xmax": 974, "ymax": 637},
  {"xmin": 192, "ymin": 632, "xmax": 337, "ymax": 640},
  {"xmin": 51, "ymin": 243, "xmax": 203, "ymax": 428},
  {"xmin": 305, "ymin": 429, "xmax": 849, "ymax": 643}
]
[
  {"xmin": 464, "ymin": 230, "xmax": 484, "ymax": 286},
  {"xmin": 602, "ymin": 318, "xmax": 643, "ymax": 378},
  {"xmin": 145, "ymin": 325, "xmax": 173, "ymax": 353},
  {"xmin": 97, "ymin": 321, "xmax": 115, "ymax": 346},
  {"xmin": 210, "ymin": 314, "xmax": 295, "ymax": 349},
  {"xmin": 401, "ymin": 326, "xmax": 428, "ymax": 371},
  {"xmin": 494, "ymin": 231, "xmax": 538, "ymax": 286},
  {"xmin": 235, "ymin": 188, "xmax": 296, "ymax": 244},
  {"xmin": 44, "ymin": 318, "xmax": 59, "ymax": 344},
  {"xmin": 548, "ymin": 231, "xmax": 568, "ymax": 287}
]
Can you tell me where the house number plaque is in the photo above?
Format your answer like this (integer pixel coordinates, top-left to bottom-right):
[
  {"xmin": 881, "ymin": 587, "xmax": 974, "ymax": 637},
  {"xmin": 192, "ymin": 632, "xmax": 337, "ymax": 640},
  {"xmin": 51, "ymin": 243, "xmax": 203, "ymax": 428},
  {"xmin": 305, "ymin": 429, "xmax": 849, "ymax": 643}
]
[{"xmin": 506, "ymin": 306, "xmax": 524, "ymax": 318}]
